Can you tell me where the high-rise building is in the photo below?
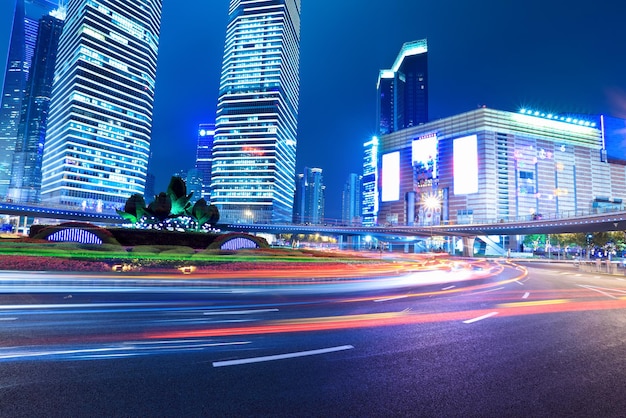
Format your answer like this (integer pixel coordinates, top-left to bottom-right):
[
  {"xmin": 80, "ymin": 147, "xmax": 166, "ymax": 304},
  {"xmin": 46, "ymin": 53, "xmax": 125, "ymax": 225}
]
[
  {"xmin": 195, "ymin": 123, "xmax": 214, "ymax": 200},
  {"xmin": 377, "ymin": 39, "xmax": 428, "ymax": 135},
  {"xmin": 362, "ymin": 136, "xmax": 379, "ymax": 226},
  {"xmin": 40, "ymin": 0, "xmax": 163, "ymax": 211},
  {"xmin": 210, "ymin": 0, "xmax": 301, "ymax": 224},
  {"xmin": 8, "ymin": 13, "xmax": 64, "ymax": 203},
  {"xmin": 0, "ymin": 0, "xmax": 59, "ymax": 199},
  {"xmin": 293, "ymin": 167, "xmax": 324, "ymax": 224},
  {"xmin": 376, "ymin": 107, "xmax": 621, "ymax": 227},
  {"xmin": 342, "ymin": 172, "xmax": 362, "ymax": 226}
]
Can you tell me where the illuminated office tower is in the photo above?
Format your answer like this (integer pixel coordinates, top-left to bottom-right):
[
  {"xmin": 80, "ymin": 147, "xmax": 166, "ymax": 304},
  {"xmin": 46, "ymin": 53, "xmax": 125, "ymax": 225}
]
[
  {"xmin": 293, "ymin": 167, "xmax": 324, "ymax": 224},
  {"xmin": 342, "ymin": 172, "xmax": 362, "ymax": 225},
  {"xmin": 8, "ymin": 13, "xmax": 64, "ymax": 203},
  {"xmin": 362, "ymin": 136, "xmax": 379, "ymax": 226},
  {"xmin": 211, "ymin": 0, "xmax": 301, "ymax": 224},
  {"xmin": 195, "ymin": 123, "xmax": 214, "ymax": 200},
  {"xmin": 0, "ymin": 0, "xmax": 58, "ymax": 198},
  {"xmin": 40, "ymin": 0, "xmax": 163, "ymax": 210},
  {"xmin": 377, "ymin": 39, "xmax": 428, "ymax": 135}
]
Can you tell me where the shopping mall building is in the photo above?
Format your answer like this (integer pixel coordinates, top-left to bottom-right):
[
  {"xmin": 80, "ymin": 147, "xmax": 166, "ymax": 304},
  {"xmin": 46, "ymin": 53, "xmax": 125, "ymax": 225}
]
[{"xmin": 376, "ymin": 107, "xmax": 626, "ymax": 229}]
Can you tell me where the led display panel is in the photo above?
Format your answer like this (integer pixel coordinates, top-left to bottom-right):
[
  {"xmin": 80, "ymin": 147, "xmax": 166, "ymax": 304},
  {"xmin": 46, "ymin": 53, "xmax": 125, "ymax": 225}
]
[
  {"xmin": 412, "ymin": 133, "xmax": 438, "ymax": 187},
  {"xmin": 453, "ymin": 135, "xmax": 478, "ymax": 195},
  {"xmin": 381, "ymin": 151, "xmax": 400, "ymax": 202},
  {"xmin": 603, "ymin": 116, "xmax": 626, "ymax": 165}
]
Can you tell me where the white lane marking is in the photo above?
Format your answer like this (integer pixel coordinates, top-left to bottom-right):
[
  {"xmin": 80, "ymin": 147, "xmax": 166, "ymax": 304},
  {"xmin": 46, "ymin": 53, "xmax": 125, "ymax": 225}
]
[
  {"xmin": 442, "ymin": 285, "xmax": 456, "ymax": 291},
  {"xmin": 515, "ymin": 280, "xmax": 524, "ymax": 286},
  {"xmin": 374, "ymin": 295, "xmax": 408, "ymax": 302},
  {"xmin": 203, "ymin": 309, "xmax": 279, "ymax": 315},
  {"xmin": 617, "ymin": 278, "xmax": 625, "ymax": 281},
  {"xmin": 463, "ymin": 312, "xmax": 498, "ymax": 324},
  {"xmin": 522, "ymin": 292, "xmax": 530, "ymax": 299},
  {"xmin": 0, "ymin": 317, "xmax": 17, "ymax": 321},
  {"xmin": 578, "ymin": 284, "xmax": 626, "ymax": 299},
  {"xmin": 468, "ymin": 287, "xmax": 505, "ymax": 295},
  {"xmin": 212, "ymin": 345, "xmax": 355, "ymax": 367}
]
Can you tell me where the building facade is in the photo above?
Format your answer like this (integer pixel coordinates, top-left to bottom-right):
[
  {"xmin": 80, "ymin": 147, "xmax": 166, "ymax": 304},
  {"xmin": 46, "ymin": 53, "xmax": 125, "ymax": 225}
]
[
  {"xmin": 195, "ymin": 123, "xmax": 214, "ymax": 201},
  {"xmin": 40, "ymin": 0, "xmax": 163, "ymax": 211},
  {"xmin": 362, "ymin": 136, "xmax": 379, "ymax": 226},
  {"xmin": 377, "ymin": 107, "xmax": 623, "ymax": 227},
  {"xmin": 210, "ymin": 0, "xmax": 301, "ymax": 224},
  {"xmin": 293, "ymin": 167, "xmax": 324, "ymax": 224},
  {"xmin": 8, "ymin": 13, "xmax": 64, "ymax": 203},
  {"xmin": 342, "ymin": 172, "xmax": 362, "ymax": 225},
  {"xmin": 377, "ymin": 39, "xmax": 428, "ymax": 135},
  {"xmin": 0, "ymin": 0, "xmax": 59, "ymax": 199}
]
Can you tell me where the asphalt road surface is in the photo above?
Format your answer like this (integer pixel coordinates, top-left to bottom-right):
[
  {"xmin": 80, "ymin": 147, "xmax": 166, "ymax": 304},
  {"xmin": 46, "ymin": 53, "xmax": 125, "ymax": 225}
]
[{"xmin": 2, "ymin": 260, "xmax": 626, "ymax": 417}]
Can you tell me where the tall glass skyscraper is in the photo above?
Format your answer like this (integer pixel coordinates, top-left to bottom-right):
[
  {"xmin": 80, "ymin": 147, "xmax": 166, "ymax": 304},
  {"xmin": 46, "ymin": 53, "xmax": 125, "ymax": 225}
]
[
  {"xmin": 377, "ymin": 39, "xmax": 428, "ymax": 135},
  {"xmin": 362, "ymin": 136, "xmax": 379, "ymax": 226},
  {"xmin": 195, "ymin": 123, "xmax": 215, "ymax": 201},
  {"xmin": 210, "ymin": 0, "xmax": 301, "ymax": 224},
  {"xmin": 0, "ymin": 0, "xmax": 59, "ymax": 199},
  {"xmin": 40, "ymin": 0, "xmax": 163, "ymax": 211},
  {"xmin": 293, "ymin": 167, "xmax": 324, "ymax": 225},
  {"xmin": 8, "ymin": 13, "xmax": 64, "ymax": 203},
  {"xmin": 342, "ymin": 172, "xmax": 362, "ymax": 226}
]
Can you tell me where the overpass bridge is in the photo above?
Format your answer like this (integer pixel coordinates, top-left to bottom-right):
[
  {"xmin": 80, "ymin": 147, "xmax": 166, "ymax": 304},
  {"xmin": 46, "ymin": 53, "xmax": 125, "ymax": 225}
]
[
  {"xmin": 2, "ymin": 202, "xmax": 626, "ymax": 250},
  {"xmin": 219, "ymin": 210, "xmax": 626, "ymax": 238}
]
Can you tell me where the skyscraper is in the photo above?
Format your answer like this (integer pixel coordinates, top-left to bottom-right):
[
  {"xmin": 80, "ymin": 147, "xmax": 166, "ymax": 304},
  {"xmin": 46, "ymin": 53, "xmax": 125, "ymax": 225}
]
[
  {"xmin": 195, "ymin": 123, "xmax": 214, "ymax": 200},
  {"xmin": 40, "ymin": 0, "xmax": 163, "ymax": 211},
  {"xmin": 362, "ymin": 136, "xmax": 379, "ymax": 226},
  {"xmin": 293, "ymin": 167, "xmax": 324, "ymax": 225},
  {"xmin": 377, "ymin": 39, "xmax": 428, "ymax": 135},
  {"xmin": 342, "ymin": 172, "xmax": 362, "ymax": 226},
  {"xmin": 210, "ymin": 0, "xmax": 301, "ymax": 224},
  {"xmin": 8, "ymin": 13, "xmax": 64, "ymax": 203},
  {"xmin": 0, "ymin": 0, "xmax": 58, "ymax": 199}
]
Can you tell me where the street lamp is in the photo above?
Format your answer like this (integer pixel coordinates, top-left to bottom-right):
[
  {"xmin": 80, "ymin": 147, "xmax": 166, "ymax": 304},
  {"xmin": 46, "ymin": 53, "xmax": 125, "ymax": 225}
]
[{"xmin": 422, "ymin": 192, "xmax": 442, "ymax": 250}]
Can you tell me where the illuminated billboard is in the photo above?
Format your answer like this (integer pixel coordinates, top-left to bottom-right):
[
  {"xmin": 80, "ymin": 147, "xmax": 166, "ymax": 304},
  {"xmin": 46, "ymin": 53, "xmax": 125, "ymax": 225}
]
[
  {"xmin": 412, "ymin": 133, "xmax": 438, "ymax": 187},
  {"xmin": 381, "ymin": 151, "xmax": 400, "ymax": 202},
  {"xmin": 453, "ymin": 135, "xmax": 478, "ymax": 195},
  {"xmin": 603, "ymin": 116, "xmax": 626, "ymax": 165}
]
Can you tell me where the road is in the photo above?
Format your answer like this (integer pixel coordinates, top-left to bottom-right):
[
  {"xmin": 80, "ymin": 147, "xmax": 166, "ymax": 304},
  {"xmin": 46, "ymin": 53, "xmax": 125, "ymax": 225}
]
[{"xmin": 1, "ymin": 260, "xmax": 626, "ymax": 417}]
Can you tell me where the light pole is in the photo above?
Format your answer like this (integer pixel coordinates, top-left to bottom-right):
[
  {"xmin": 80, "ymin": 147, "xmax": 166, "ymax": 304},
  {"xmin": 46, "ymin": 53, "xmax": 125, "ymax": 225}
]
[{"xmin": 422, "ymin": 193, "xmax": 441, "ymax": 250}]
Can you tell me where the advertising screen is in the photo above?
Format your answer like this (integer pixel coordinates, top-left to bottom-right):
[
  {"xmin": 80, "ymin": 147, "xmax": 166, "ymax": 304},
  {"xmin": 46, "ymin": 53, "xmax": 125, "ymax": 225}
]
[
  {"xmin": 412, "ymin": 134, "xmax": 438, "ymax": 187},
  {"xmin": 381, "ymin": 151, "xmax": 400, "ymax": 202},
  {"xmin": 604, "ymin": 116, "xmax": 626, "ymax": 165},
  {"xmin": 453, "ymin": 135, "xmax": 478, "ymax": 195}
]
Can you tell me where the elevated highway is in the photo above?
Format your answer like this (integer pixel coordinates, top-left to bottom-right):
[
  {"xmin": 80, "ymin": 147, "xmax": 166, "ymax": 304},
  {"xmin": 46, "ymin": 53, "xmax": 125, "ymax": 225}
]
[{"xmin": 1, "ymin": 202, "xmax": 625, "ymax": 238}]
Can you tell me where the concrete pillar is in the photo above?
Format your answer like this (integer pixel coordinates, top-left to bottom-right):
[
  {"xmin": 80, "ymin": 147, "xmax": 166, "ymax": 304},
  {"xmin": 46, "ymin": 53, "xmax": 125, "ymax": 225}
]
[{"xmin": 462, "ymin": 236, "xmax": 476, "ymax": 257}]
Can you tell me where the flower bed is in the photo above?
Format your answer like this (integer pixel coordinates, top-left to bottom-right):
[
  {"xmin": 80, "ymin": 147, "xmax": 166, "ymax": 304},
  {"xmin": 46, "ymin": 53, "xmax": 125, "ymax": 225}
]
[{"xmin": 0, "ymin": 255, "xmax": 111, "ymax": 272}]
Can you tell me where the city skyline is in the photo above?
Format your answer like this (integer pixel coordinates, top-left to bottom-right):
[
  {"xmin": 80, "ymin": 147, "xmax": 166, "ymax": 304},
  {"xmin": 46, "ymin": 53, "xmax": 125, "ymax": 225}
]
[{"xmin": 1, "ymin": 0, "xmax": 625, "ymax": 219}]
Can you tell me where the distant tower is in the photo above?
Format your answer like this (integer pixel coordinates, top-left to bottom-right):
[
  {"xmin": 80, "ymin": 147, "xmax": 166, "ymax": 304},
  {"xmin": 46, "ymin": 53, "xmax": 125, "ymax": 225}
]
[
  {"xmin": 0, "ymin": 0, "xmax": 58, "ymax": 198},
  {"xmin": 293, "ymin": 167, "xmax": 324, "ymax": 224},
  {"xmin": 195, "ymin": 123, "xmax": 214, "ymax": 200},
  {"xmin": 40, "ymin": 0, "xmax": 163, "ymax": 210},
  {"xmin": 362, "ymin": 136, "xmax": 379, "ymax": 226},
  {"xmin": 8, "ymin": 12, "xmax": 64, "ymax": 203},
  {"xmin": 342, "ymin": 173, "xmax": 362, "ymax": 226},
  {"xmin": 377, "ymin": 39, "xmax": 428, "ymax": 135},
  {"xmin": 211, "ymin": 0, "xmax": 302, "ymax": 224}
]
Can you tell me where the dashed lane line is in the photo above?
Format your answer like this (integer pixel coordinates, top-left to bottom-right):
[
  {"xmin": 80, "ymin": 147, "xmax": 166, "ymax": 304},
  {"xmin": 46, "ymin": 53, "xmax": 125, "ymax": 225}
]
[{"xmin": 212, "ymin": 345, "xmax": 355, "ymax": 367}]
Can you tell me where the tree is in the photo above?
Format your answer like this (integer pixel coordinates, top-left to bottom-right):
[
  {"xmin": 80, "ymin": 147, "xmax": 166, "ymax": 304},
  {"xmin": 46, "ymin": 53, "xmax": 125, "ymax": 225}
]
[
  {"xmin": 186, "ymin": 198, "xmax": 220, "ymax": 230},
  {"xmin": 116, "ymin": 193, "xmax": 147, "ymax": 224},
  {"xmin": 166, "ymin": 176, "xmax": 193, "ymax": 216}
]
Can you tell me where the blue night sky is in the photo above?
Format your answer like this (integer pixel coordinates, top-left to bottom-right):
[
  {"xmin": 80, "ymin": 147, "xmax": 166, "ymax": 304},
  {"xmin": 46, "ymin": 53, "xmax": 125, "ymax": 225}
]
[{"xmin": 1, "ymin": 0, "xmax": 625, "ymax": 219}]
